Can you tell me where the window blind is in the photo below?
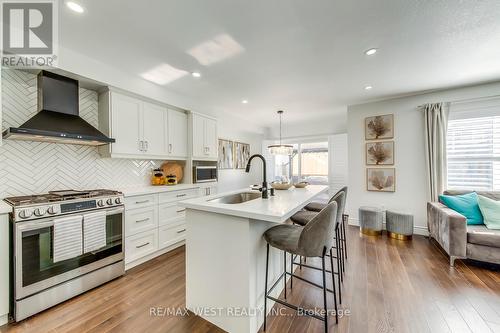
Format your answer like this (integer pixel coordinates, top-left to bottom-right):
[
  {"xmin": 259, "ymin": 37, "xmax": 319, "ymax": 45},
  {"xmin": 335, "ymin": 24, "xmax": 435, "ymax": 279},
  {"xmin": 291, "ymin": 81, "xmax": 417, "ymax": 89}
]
[{"xmin": 447, "ymin": 116, "xmax": 500, "ymax": 190}]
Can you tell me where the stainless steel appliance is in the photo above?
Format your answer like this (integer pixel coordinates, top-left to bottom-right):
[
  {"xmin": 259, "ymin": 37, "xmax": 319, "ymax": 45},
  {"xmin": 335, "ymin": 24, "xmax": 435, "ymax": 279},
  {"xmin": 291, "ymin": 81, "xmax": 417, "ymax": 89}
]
[
  {"xmin": 4, "ymin": 189, "xmax": 125, "ymax": 321},
  {"xmin": 193, "ymin": 165, "xmax": 218, "ymax": 183}
]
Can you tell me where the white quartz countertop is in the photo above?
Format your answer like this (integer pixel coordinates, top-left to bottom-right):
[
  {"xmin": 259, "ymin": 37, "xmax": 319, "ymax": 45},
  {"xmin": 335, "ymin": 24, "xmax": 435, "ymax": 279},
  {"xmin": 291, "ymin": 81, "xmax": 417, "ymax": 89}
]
[
  {"xmin": 0, "ymin": 201, "xmax": 11, "ymax": 215},
  {"xmin": 179, "ymin": 185, "xmax": 328, "ymax": 223},
  {"xmin": 118, "ymin": 184, "xmax": 202, "ymax": 197}
]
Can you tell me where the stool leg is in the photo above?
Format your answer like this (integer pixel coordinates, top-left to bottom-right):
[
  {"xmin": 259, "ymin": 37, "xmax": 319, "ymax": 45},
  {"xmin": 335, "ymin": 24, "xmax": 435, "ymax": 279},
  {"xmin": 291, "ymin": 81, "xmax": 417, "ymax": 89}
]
[
  {"xmin": 336, "ymin": 232, "xmax": 342, "ymax": 304},
  {"xmin": 283, "ymin": 251, "xmax": 287, "ymax": 300},
  {"xmin": 264, "ymin": 243, "xmax": 269, "ymax": 331},
  {"xmin": 336, "ymin": 229, "xmax": 343, "ymax": 283},
  {"xmin": 321, "ymin": 253, "xmax": 328, "ymax": 333},
  {"xmin": 290, "ymin": 252, "xmax": 293, "ymax": 289},
  {"xmin": 339, "ymin": 228, "xmax": 345, "ymax": 273},
  {"xmin": 329, "ymin": 248, "xmax": 339, "ymax": 324},
  {"xmin": 343, "ymin": 214, "xmax": 348, "ymax": 259}
]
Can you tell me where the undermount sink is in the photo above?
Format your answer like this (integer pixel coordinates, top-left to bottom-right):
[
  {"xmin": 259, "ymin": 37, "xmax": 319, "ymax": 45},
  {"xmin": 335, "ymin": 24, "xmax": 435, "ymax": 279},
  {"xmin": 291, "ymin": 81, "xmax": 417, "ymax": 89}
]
[{"xmin": 208, "ymin": 192, "xmax": 261, "ymax": 204}]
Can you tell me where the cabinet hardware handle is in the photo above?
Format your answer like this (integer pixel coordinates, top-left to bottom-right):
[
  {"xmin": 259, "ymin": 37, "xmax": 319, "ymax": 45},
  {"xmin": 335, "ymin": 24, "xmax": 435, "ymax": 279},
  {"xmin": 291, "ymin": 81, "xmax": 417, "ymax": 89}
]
[
  {"xmin": 136, "ymin": 242, "xmax": 150, "ymax": 248},
  {"xmin": 169, "ymin": 143, "xmax": 173, "ymax": 153},
  {"xmin": 145, "ymin": 141, "xmax": 149, "ymax": 151},
  {"xmin": 176, "ymin": 209, "xmax": 186, "ymax": 213},
  {"xmin": 135, "ymin": 200, "xmax": 149, "ymax": 204},
  {"xmin": 138, "ymin": 141, "xmax": 143, "ymax": 151},
  {"xmin": 177, "ymin": 229, "xmax": 186, "ymax": 234},
  {"xmin": 176, "ymin": 194, "xmax": 187, "ymax": 197},
  {"xmin": 136, "ymin": 218, "xmax": 150, "ymax": 223}
]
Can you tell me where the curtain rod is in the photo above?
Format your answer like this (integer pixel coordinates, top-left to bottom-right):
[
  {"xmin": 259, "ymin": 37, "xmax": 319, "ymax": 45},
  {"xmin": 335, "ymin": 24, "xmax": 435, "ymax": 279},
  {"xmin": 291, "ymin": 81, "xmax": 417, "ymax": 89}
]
[{"xmin": 418, "ymin": 94, "xmax": 500, "ymax": 109}]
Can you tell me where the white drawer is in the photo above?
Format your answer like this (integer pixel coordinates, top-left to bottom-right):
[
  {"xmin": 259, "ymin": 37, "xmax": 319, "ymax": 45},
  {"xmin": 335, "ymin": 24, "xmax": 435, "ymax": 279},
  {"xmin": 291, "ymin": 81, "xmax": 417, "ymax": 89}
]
[
  {"xmin": 125, "ymin": 206, "xmax": 158, "ymax": 236},
  {"xmin": 159, "ymin": 222, "xmax": 186, "ymax": 249},
  {"xmin": 125, "ymin": 194, "xmax": 157, "ymax": 210},
  {"xmin": 159, "ymin": 188, "xmax": 199, "ymax": 204},
  {"xmin": 159, "ymin": 202, "xmax": 186, "ymax": 226},
  {"xmin": 125, "ymin": 229, "xmax": 158, "ymax": 263}
]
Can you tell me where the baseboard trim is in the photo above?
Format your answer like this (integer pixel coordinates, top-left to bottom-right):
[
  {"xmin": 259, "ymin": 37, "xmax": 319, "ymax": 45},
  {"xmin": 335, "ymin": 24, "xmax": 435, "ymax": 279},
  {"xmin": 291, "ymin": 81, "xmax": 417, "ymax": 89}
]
[
  {"xmin": 348, "ymin": 217, "xmax": 429, "ymax": 236},
  {"xmin": 0, "ymin": 314, "xmax": 8, "ymax": 326}
]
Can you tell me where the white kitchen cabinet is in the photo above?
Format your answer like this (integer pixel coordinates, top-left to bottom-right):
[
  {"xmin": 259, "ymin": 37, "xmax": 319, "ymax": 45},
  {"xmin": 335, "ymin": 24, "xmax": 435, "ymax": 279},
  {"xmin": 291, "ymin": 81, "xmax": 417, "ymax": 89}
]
[
  {"xmin": 109, "ymin": 92, "xmax": 142, "ymax": 155},
  {"xmin": 0, "ymin": 213, "xmax": 9, "ymax": 326},
  {"xmin": 191, "ymin": 114, "xmax": 217, "ymax": 160},
  {"xmin": 142, "ymin": 102, "xmax": 167, "ymax": 156},
  {"xmin": 167, "ymin": 109, "xmax": 188, "ymax": 158},
  {"xmin": 99, "ymin": 90, "xmax": 189, "ymax": 160},
  {"xmin": 200, "ymin": 184, "xmax": 218, "ymax": 196}
]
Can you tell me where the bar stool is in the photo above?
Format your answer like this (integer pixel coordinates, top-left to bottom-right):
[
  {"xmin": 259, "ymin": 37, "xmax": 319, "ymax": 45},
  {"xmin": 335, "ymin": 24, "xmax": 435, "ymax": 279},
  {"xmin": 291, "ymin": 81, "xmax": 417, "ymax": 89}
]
[
  {"xmin": 305, "ymin": 186, "xmax": 349, "ymax": 260},
  {"xmin": 291, "ymin": 189, "xmax": 347, "ymax": 281},
  {"xmin": 263, "ymin": 201, "xmax": 340, "ymax": 333}
]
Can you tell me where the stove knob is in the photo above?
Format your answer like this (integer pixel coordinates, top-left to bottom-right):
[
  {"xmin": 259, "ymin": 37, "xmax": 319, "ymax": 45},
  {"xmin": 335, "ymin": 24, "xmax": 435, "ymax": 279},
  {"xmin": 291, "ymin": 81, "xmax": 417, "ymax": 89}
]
[
  {"xmin": 19, "ymin": 209, "xmax": 33, "ymax": 219},
  {"xmin": 115, "ymin": 197, "xmax": 122, "ymax": 204},
  {"xmin": 106, "ymin": 198, "xmax": 113, "ymax": 205},
  {"xmin": 47, "ymin": 206, "xmax": 58, "ymax": 215},
  {"xmin": 97, "ymin": 199, "xmax": 105, "ymax": 207},
  {"xmin": 34, "ymin": 208, "xmax": 46, "ymax": 217}
]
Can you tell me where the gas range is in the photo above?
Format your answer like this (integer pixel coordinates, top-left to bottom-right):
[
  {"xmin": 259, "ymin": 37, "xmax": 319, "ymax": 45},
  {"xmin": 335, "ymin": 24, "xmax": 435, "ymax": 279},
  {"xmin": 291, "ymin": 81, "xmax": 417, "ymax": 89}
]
[{"xmin": 4, "ymin": 189, "xmax": 124, "ymax": 222}]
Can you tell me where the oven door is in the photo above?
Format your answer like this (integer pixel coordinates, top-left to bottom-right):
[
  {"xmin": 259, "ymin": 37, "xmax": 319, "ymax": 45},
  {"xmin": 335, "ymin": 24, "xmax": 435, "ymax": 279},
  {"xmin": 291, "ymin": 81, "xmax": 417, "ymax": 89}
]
[{"xmin": 14, "ymin": 207, "xmax": 124, "ymax": 300}]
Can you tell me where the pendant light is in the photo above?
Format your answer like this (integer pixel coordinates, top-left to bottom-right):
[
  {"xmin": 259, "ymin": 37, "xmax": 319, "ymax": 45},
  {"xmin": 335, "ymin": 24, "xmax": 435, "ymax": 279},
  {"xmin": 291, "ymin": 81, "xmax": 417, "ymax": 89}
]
[{"xmin": 268, "ymin": 110, "xmax": 293, "ymax": 155}]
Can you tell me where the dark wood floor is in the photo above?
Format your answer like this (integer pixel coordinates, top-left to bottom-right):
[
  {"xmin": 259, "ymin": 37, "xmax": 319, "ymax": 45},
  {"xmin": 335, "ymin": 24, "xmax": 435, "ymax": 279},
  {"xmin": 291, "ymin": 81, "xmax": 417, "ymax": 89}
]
[{"xmin": 2, "ymin": 226, "xmax": 500, "ymax": 333}]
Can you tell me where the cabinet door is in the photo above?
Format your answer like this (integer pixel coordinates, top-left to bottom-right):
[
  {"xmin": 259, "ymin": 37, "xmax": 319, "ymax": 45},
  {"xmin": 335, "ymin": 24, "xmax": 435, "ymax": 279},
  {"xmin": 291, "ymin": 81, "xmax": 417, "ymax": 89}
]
[
  {"xmin": 142, "ymin": 102, "xmax": 167, "ymax": 156},
  {"xmin": 192, "ymin": 114, "xmax": 205, "ymax": 158},
  {"xmin": 204, "ymin": 118, "xmax": 218, "ymax": 159},
  {"xmin": 111, "ymin": 92, "xmax": 142, "ymax": 155},
  {"xmin": 167, "ymin": 110, "xmax": 188, "ymax": 158}
]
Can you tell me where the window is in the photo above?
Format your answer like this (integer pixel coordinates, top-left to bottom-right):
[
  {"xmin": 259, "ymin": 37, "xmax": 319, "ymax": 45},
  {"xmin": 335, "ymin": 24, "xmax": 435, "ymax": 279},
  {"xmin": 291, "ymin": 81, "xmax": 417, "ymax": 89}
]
[
  {"xmin": 274, "ymin": 141, "xmax": 329, "ymax": 185},
  {"xmin": 447, "ymin": 116, "xmax": 500, "ymax": 190}
]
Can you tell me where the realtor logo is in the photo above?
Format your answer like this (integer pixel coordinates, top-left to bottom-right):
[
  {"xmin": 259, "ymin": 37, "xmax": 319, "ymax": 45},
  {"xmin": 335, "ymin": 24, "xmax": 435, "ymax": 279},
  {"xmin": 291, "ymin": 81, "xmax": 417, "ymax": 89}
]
[{"xmin": 1, "ymin": 0, "xmax": 58, "ymax": 68}]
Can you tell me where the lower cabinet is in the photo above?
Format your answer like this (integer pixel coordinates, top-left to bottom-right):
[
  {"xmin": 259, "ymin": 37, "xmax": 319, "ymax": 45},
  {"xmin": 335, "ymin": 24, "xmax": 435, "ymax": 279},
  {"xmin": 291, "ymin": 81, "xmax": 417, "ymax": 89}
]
[{"xmin": 124, "ymin": 187, "xmax": 198, "ymax": 268}]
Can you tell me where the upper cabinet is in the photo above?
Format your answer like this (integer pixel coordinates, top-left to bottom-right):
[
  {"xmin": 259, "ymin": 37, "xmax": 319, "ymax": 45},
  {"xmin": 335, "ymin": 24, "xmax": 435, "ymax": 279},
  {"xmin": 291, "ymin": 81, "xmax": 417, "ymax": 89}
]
[
  {"xmin": 99, "ymin": 90, "xmax": 188, "ymax": 160},
  {"xmin": 191, "ymin": 114, "xmax": 217, "ymax": 160}
]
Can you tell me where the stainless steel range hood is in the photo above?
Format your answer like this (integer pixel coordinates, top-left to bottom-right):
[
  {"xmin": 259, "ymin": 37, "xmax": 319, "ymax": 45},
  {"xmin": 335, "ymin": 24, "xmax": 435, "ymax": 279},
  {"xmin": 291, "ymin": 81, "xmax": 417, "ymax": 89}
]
[{"xmin": 2, "ymin": 71, "xmax": 115, "ymax": 146}]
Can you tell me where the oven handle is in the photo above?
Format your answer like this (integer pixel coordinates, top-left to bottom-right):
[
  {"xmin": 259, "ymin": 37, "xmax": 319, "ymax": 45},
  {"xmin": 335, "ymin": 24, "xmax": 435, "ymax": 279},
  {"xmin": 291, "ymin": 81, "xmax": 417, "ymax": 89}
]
[{"xmin": 16, "ymin": 206, "xmax": 124, "ymax": 232}]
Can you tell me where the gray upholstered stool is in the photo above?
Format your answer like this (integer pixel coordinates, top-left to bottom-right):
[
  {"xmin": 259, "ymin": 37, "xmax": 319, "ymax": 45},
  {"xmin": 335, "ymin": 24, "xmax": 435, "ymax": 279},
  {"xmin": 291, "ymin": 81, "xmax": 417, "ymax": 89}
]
[
  {"xmin": 358, "ymin": 206, "xmax": 383, "ymax": 236},
  {"xmin": 386, "ymin": 210, "xmax": 414, "ymax": 240}
]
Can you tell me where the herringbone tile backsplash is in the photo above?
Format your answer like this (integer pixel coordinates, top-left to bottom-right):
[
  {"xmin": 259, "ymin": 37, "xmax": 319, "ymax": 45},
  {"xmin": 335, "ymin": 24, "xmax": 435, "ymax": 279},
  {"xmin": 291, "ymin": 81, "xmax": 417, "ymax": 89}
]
[{"xmin": 0, "ymin": 69, "xmax": 163, "ymax": 198}]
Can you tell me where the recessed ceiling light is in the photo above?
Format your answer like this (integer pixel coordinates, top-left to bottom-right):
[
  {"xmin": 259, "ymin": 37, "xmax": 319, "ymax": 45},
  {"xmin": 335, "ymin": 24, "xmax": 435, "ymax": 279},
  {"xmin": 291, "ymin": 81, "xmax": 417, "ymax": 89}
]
[
  {"xmin": 191, "ymin": 72, "xmax": 201, "ymax": 78},
  {"xmin": 66, "ymin": 1, "xmax": 84, "ymax": 13},
  {"xmin": 365, "ymin": 48, "xmax": 378, "ymax": 56},
  {"xmin": 365, "ymin": 85, "xmax": 373, "ymax": 90},
  {"xmin": 242, "ymin": 100, "xmax": 248, "ymax": 104}
]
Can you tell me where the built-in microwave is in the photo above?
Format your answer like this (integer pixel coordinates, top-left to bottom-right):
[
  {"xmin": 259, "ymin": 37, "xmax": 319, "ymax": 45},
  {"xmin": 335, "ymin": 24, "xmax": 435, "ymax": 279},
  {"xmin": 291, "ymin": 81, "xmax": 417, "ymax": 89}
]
[{"xmin": 193, "ymin": 166, "xmax": 218, "ymax": 183}]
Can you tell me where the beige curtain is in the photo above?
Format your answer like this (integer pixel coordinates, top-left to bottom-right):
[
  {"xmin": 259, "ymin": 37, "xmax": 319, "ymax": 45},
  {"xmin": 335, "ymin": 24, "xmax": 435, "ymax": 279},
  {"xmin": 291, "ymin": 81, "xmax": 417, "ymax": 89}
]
[{"xmin": 423, "ymin": 102, "xmax": 450, "ymax": 202}]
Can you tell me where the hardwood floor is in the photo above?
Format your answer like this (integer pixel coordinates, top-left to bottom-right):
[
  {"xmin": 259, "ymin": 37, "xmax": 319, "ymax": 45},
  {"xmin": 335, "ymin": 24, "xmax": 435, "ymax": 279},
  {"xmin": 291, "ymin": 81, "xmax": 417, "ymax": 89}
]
[{"xmin": 1, "ymin": 226, "xmax": 499, "ymax": 333}]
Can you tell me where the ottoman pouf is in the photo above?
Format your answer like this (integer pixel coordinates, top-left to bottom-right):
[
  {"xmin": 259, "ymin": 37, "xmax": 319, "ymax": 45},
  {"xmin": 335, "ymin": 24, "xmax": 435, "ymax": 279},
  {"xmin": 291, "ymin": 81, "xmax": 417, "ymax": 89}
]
[
  {"xmin": 386, "ymin": 210, "xmax": 414, "ymax": 240},
  {"xmin": 358, "ymin": 206, "xmax": 383, "ymax": 236}
]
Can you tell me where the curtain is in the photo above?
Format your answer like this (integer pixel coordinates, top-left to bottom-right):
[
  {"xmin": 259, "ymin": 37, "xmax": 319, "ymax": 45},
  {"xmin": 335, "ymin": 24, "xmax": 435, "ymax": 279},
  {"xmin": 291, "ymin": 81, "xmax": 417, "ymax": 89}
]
[{"xmin": 423, "ymin": 102, "xmax": 450, "ymax": 202}]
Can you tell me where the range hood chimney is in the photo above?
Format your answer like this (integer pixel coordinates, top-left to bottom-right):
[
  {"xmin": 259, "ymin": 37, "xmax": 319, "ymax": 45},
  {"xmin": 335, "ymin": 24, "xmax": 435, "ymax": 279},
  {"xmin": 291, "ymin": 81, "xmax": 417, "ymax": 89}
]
[{"xmin": 2, "ymin": 71, "xmax": 115, "ymax": 146}]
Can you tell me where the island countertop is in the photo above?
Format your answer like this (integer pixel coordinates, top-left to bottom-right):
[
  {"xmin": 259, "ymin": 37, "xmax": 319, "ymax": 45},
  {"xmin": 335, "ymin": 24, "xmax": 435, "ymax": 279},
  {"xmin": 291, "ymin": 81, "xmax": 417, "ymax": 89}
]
[{"xmin": 179, "ymin": 185, "xmax": 328, "ymax": 223}]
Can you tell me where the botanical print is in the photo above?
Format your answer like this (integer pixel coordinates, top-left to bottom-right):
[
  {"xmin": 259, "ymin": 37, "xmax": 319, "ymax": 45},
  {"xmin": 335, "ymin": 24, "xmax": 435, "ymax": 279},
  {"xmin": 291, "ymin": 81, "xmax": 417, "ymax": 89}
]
[
  {"xmin": 366, "ymin": 141, "xmax": 394, "ymax": 165},
  {"xmin": 234, "ymin": 142, "xmax": 250, "ymax": 169},
  {"xmin": 218, "ymin": 139, "xmax": 234, "ymax": 169},
  {"xmin": 367, "ymin": 168, "xmax": 395, "ymax": 192},
  {"xmin": 365, "ymin": 114, "xmax": 394, "ymax": 140}
]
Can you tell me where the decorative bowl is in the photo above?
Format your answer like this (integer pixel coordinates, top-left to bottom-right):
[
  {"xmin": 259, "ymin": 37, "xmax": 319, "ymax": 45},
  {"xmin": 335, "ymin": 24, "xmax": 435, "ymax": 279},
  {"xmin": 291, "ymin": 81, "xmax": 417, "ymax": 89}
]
[
  {"xmin": 271, "ymin": 182, "xmax": 293, "ymax": 190},
  {"xmin": 293, "ymin": 182, "xmax": 309, "ymax": 188}
]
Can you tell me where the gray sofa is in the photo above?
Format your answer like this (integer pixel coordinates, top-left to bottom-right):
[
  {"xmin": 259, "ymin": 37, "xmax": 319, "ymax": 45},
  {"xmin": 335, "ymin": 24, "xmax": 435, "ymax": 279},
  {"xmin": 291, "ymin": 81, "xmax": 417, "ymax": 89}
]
[{"xmin": 427, "ymin": 190, "xmax": 500, "ymax": 266}]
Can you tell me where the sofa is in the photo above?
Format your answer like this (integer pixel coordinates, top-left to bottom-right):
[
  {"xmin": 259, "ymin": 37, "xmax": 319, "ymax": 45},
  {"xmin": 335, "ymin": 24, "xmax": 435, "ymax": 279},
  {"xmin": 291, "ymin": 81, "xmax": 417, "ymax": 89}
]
[{"xmin": 427, "ymin": 190, "xmax": 500, "ymax": 266}]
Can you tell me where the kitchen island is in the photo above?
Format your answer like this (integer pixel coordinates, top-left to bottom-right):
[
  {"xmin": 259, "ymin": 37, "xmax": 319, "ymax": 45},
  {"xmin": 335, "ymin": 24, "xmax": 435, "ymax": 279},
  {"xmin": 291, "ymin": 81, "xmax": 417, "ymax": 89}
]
[{"xmin": 179, "ymin": 185, "xmax": 328, "ymax": 333}]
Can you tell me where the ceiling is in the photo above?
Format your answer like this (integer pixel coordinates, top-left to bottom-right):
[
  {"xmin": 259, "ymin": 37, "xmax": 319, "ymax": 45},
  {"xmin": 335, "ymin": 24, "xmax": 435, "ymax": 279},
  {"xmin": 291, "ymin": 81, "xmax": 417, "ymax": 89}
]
[{"xmin": 59, "ymin": 0, "xmax": 500, "ymax": 126}]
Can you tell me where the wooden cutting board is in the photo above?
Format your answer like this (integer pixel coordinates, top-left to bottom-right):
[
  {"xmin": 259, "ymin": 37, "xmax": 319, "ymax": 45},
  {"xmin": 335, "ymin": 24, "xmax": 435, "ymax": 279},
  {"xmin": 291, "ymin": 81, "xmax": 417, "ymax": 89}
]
[{"xmin": 161, "ymin": 162, "xmax": 184, "ymax": 182}]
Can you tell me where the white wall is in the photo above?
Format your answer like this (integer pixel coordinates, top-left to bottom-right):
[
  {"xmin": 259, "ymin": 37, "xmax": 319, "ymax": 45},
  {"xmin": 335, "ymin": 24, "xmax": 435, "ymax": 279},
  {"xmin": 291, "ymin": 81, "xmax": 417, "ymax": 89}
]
[
  {"xmin": 347, "ymin": 81, "xmax": 500, "ymax": 235},
  {"xmin": 217, "ymin": 114, "xmax": 265, "ymax": 192}
]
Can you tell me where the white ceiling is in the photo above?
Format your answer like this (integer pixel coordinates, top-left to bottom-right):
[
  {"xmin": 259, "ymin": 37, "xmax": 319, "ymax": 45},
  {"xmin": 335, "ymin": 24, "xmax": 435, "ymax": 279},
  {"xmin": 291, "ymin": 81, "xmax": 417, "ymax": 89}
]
[{"xmin": 59, "ymin": 0, "xmax": 500, "ymax": 126}]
